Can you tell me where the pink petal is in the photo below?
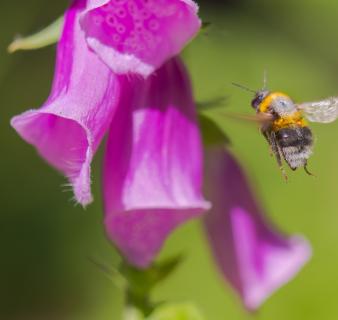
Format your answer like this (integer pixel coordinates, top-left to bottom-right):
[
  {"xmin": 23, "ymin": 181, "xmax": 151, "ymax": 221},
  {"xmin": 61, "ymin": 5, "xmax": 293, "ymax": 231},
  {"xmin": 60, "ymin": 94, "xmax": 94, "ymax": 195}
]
[
  {"xmin": 103, "ymin": 57, "xmax": 210, "ymax": 268},
  {"xmin": 203, "ymin": 147, "xmax": 311, "ymax": 310},
  {"xmin": 81, "ymin": 0, "xmax": 201, "ymax": 77},
  {"xmin": 11, "ymin": 0, "xmax": 120, "ymax": 206}
]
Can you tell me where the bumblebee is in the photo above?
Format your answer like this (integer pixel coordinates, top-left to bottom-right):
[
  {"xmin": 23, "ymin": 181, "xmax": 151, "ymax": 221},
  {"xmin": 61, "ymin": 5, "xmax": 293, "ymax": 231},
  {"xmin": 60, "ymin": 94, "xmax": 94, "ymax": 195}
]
[{"xmin": 234, "ymin": 82, "xmax": 338, "ymax": 179}]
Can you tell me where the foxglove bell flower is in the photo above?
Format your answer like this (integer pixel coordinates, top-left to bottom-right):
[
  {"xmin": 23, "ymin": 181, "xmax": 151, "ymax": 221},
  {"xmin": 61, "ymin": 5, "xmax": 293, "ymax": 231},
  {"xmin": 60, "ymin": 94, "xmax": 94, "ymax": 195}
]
[
  {"xmin": 81, "ymin": 0, "xmax": 201, "ymax": 77},
  {"xmin": 11, "ymin": 0, "xmax": 120, "ymax": 205},
  {"xmin": 11, "ymin": 0, "xmax": 209, "ymax": 267},
  {"xmin": 103, "ymin": 59, "xmax": 210, "ymax": 267},
  {"xmin": 204, "ymin": 146, "xmax": 311, "ymax": 310}
]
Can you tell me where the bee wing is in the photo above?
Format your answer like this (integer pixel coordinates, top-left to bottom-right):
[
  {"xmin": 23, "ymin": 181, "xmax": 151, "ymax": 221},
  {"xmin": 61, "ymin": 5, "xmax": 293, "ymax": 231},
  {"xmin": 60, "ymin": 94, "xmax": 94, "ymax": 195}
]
[
  {"xmin": 297, "ymin": 97, "xmax": 338, "ymax": 123},
  {"xmin": 217, "ymin": 111, "xmax": 274, "ymax": 125}
]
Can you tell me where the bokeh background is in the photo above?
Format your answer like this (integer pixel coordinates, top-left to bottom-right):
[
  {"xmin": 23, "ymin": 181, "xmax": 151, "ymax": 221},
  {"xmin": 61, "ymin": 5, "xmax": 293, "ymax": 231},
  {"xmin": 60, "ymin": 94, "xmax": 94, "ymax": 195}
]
[{"xmin": 1, "ymin": 0, "xmax": 338, "ymax": 319}]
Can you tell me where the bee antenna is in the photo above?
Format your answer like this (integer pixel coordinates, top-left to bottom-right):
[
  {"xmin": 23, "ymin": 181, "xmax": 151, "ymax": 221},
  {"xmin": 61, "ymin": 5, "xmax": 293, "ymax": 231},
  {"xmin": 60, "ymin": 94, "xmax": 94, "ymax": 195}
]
[
  {"xmin": 263, "ymin": 69, "xmax": 268, "ymax": 90},
  {"xmin": 231, "ymin": 82, "xmax": 256, "ymax": 93}
]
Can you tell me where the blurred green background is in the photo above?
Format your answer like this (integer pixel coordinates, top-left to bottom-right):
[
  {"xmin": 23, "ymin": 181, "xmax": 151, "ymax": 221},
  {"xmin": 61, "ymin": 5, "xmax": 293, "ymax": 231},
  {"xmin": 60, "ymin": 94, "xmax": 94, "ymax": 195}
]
[{"xmin": 1, "ymin": 0, "xmax": 338, "ymax": 319}]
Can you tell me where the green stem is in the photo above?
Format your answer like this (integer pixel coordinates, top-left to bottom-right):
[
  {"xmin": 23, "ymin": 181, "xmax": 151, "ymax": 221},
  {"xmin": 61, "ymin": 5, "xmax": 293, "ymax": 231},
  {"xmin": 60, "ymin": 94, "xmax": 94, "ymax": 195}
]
[{"xmin": 127, "ymin": 289, "xmax": 154, "ymax": 317}]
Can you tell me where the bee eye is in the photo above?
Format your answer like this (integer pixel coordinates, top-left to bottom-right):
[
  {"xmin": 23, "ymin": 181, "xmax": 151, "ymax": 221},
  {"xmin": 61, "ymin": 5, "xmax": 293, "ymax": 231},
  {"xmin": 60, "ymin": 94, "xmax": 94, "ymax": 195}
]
[{"xmin": 251, "ymin": 95, "xmax": 262, "ymax": 109}]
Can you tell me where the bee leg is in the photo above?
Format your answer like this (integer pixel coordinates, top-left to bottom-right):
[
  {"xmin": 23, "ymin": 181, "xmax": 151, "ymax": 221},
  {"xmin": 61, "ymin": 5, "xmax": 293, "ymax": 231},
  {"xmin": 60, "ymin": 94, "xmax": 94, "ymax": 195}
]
[
  {"xmin": 267, "ymin": 142, "xmax": 274, "ymax": 157},
  {"xmin": 277, "ymin": 152, "xmax": 288, "ymax": 182},
  {"xmin": 304, "ymin": 163, "xmax": 315, "ymax": 177},
  {"xmin": 270, "ymin": 132, "xmax": 288, "ymax": 181},
  {"xmin": 261, "ymin": 129, "xmax": 274, "ymax": 156}
]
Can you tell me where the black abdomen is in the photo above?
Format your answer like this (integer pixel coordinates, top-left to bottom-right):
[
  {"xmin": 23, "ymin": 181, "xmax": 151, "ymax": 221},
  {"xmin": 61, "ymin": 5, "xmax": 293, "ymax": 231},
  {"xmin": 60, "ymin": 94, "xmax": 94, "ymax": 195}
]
[{"xmin": 275, "ymin": 127, "xmax": 313, "ymax": 170}]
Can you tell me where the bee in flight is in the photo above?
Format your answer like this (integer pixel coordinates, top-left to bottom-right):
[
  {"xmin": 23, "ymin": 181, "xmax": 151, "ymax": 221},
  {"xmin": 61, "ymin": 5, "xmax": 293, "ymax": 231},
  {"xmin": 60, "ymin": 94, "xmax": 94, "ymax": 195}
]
[{"xmin": 233, "ymin": 79, "xmax": 338, "ymax": 179}]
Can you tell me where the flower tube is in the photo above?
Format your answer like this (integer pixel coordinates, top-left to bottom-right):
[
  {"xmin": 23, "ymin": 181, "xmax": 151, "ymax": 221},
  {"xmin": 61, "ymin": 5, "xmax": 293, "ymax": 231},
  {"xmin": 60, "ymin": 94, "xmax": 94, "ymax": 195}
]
[
  {"xmin": 103, "ymin": 58, "xmax": 210, "ymax": 267},
  {"xmin": 204, "ymin": 146, "xmax": 311, "ymax": 310}
]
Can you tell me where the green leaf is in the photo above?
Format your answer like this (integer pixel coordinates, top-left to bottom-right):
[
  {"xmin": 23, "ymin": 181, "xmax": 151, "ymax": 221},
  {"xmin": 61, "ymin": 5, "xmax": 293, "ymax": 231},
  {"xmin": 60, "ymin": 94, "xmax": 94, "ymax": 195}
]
[
  {"xmin": 201, "ymin": 22, "xmax": 211, "ymax": 30},
  {"xmin": 196, "ymin": 96, "xmax": 228, "ymax": 110},
  {"xmin": 147, "ymin": 303, "xmax": 205, "ymax": 320},
  {"xmin": 120, "ymin": 255, "xmax": 184, "ymax": 294},
  {"xmin": 197, "ymin": 21, "xmax": 212, "ymax": 37},
  {"xmin": 88, "ymin": 257, "xmax": 127, "ymax": 290},
  {"xmin": 8, "ymin": 16, "xmax": 63, "ymax": 53},
  {"xmin": 198, "ymin": 113, "xmax": 230, "ymax": 147}
]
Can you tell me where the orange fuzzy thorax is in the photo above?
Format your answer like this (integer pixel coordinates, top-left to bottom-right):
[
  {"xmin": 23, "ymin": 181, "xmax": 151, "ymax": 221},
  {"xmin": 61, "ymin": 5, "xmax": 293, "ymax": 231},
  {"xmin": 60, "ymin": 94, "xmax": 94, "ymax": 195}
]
[{"xmin": 258, "ymin": 92, "xmax": 308, "ymax": 131}]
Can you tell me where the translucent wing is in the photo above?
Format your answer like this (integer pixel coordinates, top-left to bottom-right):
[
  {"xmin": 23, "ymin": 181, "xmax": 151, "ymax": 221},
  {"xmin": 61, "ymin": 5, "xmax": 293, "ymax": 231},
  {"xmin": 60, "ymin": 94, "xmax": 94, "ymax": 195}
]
[
  {"xmin": 218, "ymin": 112, "xmax": 274, "ymax": 125},
  {"xmin": 297, "ymin": 97, "xmax": 338, "ymax": 123}
]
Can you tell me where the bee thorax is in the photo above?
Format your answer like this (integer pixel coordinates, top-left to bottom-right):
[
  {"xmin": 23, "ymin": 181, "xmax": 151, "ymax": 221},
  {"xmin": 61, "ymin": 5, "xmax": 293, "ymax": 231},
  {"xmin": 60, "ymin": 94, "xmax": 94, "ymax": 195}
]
[{"xmin": 271, "ymin": 95, "xmax": 297, "ymax": 116}]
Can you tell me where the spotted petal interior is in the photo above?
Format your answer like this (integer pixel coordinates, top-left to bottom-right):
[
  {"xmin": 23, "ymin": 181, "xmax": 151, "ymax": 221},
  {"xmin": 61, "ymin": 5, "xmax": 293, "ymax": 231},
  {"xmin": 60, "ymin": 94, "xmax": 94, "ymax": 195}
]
[{"xmin": 81, "ymin": 0, "xmax": 201, "ymax": 76}]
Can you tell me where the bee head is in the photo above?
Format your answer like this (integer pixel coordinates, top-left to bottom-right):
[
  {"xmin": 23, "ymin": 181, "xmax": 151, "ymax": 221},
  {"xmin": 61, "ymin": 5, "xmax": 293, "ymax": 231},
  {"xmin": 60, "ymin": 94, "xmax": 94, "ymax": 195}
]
[{"xmin": 251, "ymin": 90, "xmax": 269, "ymax": 110}]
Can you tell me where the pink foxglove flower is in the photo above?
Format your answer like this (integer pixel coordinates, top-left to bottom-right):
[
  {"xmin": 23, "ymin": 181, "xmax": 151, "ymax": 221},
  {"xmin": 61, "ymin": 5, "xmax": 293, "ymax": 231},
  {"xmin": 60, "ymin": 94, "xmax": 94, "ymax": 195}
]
[
  {"xmin": 81, "ymin": 0, "xmax": 201, "ymax": 77},
  {"xmin": 103, "ymin": 59, "xmax": 209, "ymax": 267},
  {"xmin": 11, "ymin": 1, "xmax": 119, "ymax": 205},
  {"xmin": 11, "ymin": 0, "xmax": 209, "ymax": 267},
  {"xmin": 204, "ymin": 146, "xmax": 311, "ymax": 310}
]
